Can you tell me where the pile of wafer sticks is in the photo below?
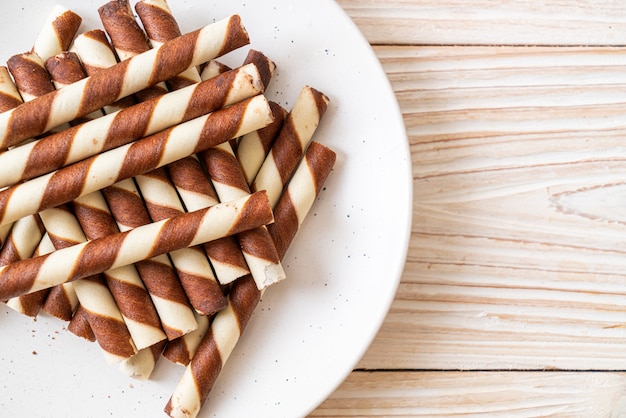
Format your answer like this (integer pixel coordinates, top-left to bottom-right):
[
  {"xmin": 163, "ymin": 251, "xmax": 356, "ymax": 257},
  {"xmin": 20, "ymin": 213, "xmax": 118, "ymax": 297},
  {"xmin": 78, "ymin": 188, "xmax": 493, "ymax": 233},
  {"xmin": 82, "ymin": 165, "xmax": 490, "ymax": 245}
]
[{"xmin": 0, "ymin": 1, "xmax": 336, "ymax": 416}]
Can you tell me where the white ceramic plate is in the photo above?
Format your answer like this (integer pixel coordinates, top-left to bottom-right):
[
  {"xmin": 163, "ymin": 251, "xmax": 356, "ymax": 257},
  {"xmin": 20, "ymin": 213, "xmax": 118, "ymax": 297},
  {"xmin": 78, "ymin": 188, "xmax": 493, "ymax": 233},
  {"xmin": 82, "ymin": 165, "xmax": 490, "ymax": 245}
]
[{"xmin": 0, "ymin": 1, "xmax": 412, "ymax": 417}]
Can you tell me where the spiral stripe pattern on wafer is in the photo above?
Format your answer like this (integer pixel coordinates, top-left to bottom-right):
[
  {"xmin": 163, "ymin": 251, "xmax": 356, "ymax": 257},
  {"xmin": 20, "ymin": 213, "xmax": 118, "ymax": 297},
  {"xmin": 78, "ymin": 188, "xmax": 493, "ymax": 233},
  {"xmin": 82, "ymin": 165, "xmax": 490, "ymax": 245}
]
[
  {"xmin": 252, "ymin": 85, "xmax": 330, "ymax": 208},
  {"xmin": 31, "ymin": 5, "xmax": 82, "ymax": 61},
  {"xmin": 0, "ymin": 94, "xmax": 273, "ymax": 227},
  {"xmin": 0, "ymin": 191, "xmax": 273, "ymax": 302},
  {"xmin": 0, "ymin": 14, "xmax": 250, "ymax": 148},
  {"xmin": 74, "ymin": 191, "xmax": 168, "ymax": 349}
]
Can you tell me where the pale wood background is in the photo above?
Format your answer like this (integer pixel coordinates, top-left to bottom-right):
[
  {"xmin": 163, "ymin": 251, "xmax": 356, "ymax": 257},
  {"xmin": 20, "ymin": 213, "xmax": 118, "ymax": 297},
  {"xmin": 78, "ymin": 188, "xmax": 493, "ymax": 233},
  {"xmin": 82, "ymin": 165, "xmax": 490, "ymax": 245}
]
[{"xmin": 311, "ymin": 1, "xmax": 626, "ymax": 416}]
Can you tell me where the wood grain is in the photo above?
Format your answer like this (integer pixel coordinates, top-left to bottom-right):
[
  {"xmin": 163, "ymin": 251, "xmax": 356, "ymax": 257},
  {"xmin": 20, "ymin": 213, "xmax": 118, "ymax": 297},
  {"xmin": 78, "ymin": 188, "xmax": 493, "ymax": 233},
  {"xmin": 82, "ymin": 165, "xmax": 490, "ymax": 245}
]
[{"xmin": 336, "ymin": 0, "xmax": 626, "ymax": 46}]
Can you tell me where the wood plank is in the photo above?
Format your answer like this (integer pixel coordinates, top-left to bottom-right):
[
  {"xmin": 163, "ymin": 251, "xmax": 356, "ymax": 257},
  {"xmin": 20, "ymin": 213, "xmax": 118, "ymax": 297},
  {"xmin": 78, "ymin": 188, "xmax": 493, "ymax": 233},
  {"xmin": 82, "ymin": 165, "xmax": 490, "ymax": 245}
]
[
  {"xmin": 311, "ymin": 371, "xmax": 626, "ymax": 417},
  {"xmin": 338, "ymin": 0, "xmax": 626, "ymax": 46},
  {"xmin": 356, "ymin": 45, "xmax": 626, "ymax": 370}
]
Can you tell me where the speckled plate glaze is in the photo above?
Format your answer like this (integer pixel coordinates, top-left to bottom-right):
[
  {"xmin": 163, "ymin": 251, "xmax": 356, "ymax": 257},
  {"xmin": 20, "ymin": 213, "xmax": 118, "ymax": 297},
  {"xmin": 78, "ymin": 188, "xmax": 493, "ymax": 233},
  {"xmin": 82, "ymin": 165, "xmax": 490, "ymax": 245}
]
[{"xmin": 0, "ymin": 1, "xmax": 412, "ymax": 417}]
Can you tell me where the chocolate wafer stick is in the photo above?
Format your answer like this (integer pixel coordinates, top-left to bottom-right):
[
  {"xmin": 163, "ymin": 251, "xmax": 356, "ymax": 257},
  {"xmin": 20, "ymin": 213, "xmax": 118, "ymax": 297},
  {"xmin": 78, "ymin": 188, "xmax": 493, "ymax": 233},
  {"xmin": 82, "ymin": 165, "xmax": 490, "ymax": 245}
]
[
  {"xmin": 67, "ymin": 304, "xmax": 96, "ymax": 342},
  {"xmin": 0, "ymin": 94, "xmax": 273, "ymax": 227},
  {"xmin": 73, "ymin": 191, "xmax": 169, "ymax": 349},
  {"xmin": 0, "ymin": 63, "xmax": 264, "ymax": 189},
  {"xmin": 102, "ymin": 178, "xmax": 198, "ymax": 340},
  {"xmin": 119, "ymin": 340, "xmax": 167, "ymax": 380},
  {"xmin": 162, "ymin": 312, "xmax": 210, "ymax": 366},
  {"xmin": 135, "ymin": 168, "xmax": 227, "ymax": 316},
  {"xmin": 31, "ymin": 5, "xmax": 82, "ymax": 62},
  {"xmin": 200, "ymin": 143, "xmax": 286, "ymax": 290},
  {"xmin": 0, "ymin": 14, "xmax": 250, "ymax": 148},
  {"xmin": 252, "ymin": 85, "xmax": 330, "ymax": 208},
  {"xmin": 165, "ymin": 142, "xmax": 336, "ymax": 418},
  {"xmin": 0, "ymin": 191, "xmax": 273, "ymax": 302}
]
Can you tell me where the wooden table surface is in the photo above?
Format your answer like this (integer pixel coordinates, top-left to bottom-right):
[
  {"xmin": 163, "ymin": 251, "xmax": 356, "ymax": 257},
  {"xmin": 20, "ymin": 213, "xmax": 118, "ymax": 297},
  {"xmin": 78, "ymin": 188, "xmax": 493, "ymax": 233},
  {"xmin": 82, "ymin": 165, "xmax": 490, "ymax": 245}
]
[{"xmin": 311, "ymin": 1, "xmax": 626, "ymax": 416}]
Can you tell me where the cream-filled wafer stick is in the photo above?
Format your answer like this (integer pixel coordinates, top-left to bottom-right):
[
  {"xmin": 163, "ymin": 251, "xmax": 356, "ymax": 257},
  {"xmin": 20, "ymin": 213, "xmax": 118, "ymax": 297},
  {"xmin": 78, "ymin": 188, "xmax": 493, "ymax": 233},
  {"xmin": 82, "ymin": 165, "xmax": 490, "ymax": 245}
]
[
  {"xmin": 73, "ymin": 191, "xmax": 168, "ymax": 349},
  {"xmin": 252, "ymin": 85, "xmax": 330, "ymax": 208},
  {"xmin": 119, "ymin": 339, "xmax": 167, "ymax": 380},
  {"xmin": 7, "ymin": 52, "xmax": 54, "ymax": 103},
  {"xmin": 0, "ymin": 191, "xmax": 273, "ymax": 302},
  {"xmin": 99, "ymin": 0, "xmax": 169, "ymax": 101},
  {"xmin": 0, "ymin": 94, "xmax": 273, "ymax": 227},
  {"xmin": 31, "ymin": 5, "xmax": 82, "ymax": 61},
  {"xmin": 165, "ymin": 142, "xmax": 336, "ymax": 418},
  {"xmin": 200, "ymin": 60, "xmax": 232, "ymax": 81},
  {"xmin": 135, "ymin": 0, "xmax": 202, "ymax": 91},
  {"xmin": 200, "ymin": 143, "xmax": 285, "ymax": 289},
  {"xmin": 0, "ymin": 63, "xmax": 264, "ymax": 189},
  {"xmin": 135, "ymin": 168, "xmax": 227, "ymax": 315},
  {"xmin": 102, "ymin": 178, "xmax": 197, "ymax": 340},
  {"xmin": 67, "ymin": 305, "xmax": 96, "ymax": 342},
  {"xmin": 45, "ymin": 52, "xmax": 105, "ymax": 124},
  {"xmin": 70, "ymin": 29, "xmax": 137, "ymax": 114},
  {"xmin": 236, "ymin": 101, "xmax": 287, "ymax": 186},
  {"xmin": 2, "ymin": 217, "xmax": 47, "ymax": 317},
  {"xmin": 162, "ymin": 312, "xmax": 210, "ymax": 366},
  {"xmin": 0, "ymin": 14, "xmax": 250, "ymax": 148},
  {"xmin": 167, "ymin": 156, "xmax": 249, "ymax": 285}
]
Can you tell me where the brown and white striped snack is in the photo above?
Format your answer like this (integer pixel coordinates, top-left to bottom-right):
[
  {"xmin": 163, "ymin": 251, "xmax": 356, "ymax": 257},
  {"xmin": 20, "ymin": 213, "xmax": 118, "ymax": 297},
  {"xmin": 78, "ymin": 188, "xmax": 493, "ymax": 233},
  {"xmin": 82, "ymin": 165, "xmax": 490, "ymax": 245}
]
[
  {"xmin": 0, "ymin": 94, "xmax": 273, "ymax": 227},
  {"xmin": 102, "ymin": 178, "xmax": 198, "ymax": 341},
  {"xmin": 119, "ymin": 340, "xmax": 167, "ymax": 380},
  {"xmin": 0, "ymin": 63, "xmax": 264, "ymax": 189},
  {"xmin": 0, "ymin": 191, "xmax": 273, "ymax": 302},
  {"xmin": 6, "ymin": 52, "xmax": 54, "ymax": 103},
  {"xmin": 135, "ymin": 167, "xmax": 227, "ymax": 316},
  {"xmin": 135, "ymin": 0, "xmax": 202, "ymax": 91},
  {"xmin": 99, "ymin": 0, "xmax": 169, "ymax": 101},
  {"xmin": 0, "ymin": 14, "xmax": 250, "ymax": 148},
  {"xmin": 162, "ymin": 312, "xmax": 210, "ymax": 366},
  {"xmin": 252, "ymin": 85, "xmax": 330, "ymax": 208},
  {"xmin": 167, "ymin": 155, "xmax": 250, "ymax": 285},
  {"xmin": 67, "ymin": 304, "xmax": 96, "ymax": 342},
  {"xmin": 200, "ymin": 143, "xmax": 286, "ymax": 290},
  {"xmin": 73, "ymin": 191, "xmax": 169, "ymax": 349},
  {"xmin": 31, "ymin": 5, "xmax": 82, "ymax": 62},
  {"xmin": 165, "ymin": 141, "xmax": 336, "ymax": 418}
]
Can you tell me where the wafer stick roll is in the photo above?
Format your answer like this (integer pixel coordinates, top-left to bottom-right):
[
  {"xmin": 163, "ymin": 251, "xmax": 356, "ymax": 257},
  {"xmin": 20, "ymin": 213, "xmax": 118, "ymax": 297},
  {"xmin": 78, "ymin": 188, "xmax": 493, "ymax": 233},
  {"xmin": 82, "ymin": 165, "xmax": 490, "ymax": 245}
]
[
  {"xmin": 119, "ymin": 339, "xmax": 167, "ymax": 380},
  {"xmin": 252, "ymin": 86, "xmax": 330, "ymax": 208},
  {"xmin": 67, "ymin": 305, "xmax": 96, "ymax": 342},
  {"xmin": 7, "ymin": 52, "xmax": 54, "ymax": 103},
  {"xmin": 99, "ymin": 0, "xmax": 169, "ymax": 101},
  {"xmin": 102, "ymin": 178, "xmax": 198, "ymax": 340},
  {"xmin": 31, "ymin": 5, "xmax": 82, "ymax": 61},
  {"xmin": 0, "ymin": 94, "xmax": 272, "ymax": 227},
  {"xmin": 200, "ymin": 144, "xmax": 285, "ymax": 289},
  {"xmin": 0, "ymin": 191, "xmax": 273, "ymax": 302},
  {"xmin": 162, "ymin": 312, "xmax": 210, "ymax": 366},
  {"xmin": 165, "ymin": 142, "xmax": 336, "ymax": 418},
  {"xmin": 0, "ymin": 63, "xmax": 264, "ymax": 189},
  {"xmin": 73, "ymin": 191, "xmax": 168, "ymax": 349},
  {"xmin": 135, "ymin": 168, "xmax": 227, "ymax": 315},
  {"xmin": 167, "ymin": 156, "xmax": 249, "ymax": 285},
  {"xmin": 0, "ymin": 14, "xmax": 250, "ymax": 148},
  {"xmin": 135, "ymin": 0, "xmax": 202, "ymax": 91}
]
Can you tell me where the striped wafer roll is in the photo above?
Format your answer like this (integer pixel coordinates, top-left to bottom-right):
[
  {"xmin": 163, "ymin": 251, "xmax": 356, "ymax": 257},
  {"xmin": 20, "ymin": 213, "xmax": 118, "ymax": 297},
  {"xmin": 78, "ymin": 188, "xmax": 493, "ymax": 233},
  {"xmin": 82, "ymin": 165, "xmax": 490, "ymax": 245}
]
[
  {"xmin": 167, "ymin": 156, "xmax": 249, "ymax": 285},
  {"xmin": 119, "ymin": 340, "xmax": 167, "ymax": 380},
  {"xmin": 2, "ymin": 217, "xmax": 47, "ymax": 317},
  {"xmin": 200, "ymin": 60, "xmax": 232, "ymax": 81},
  {"xmin": 165, "ymin": 142, "xmax": 336, "ymax": 418},
  {"xmin": 31, "ymin": 5, "xmax": 82, "ymax": 61},
  {"xmin": 0, "ymin": 63, "xmax": 264, "ymax": 189},
  {"xmin": 252, "ymin": 85, "xmax": 330, "ymax": 208},
  {"xmin": 162, "ymin": 312, "xmax": 210, "ymax": 366},
  {"xmin": 134, "ymin": 168, "xmax": 227, "ymax": 315},
  {"xmin": 99, "ymin": 0, "xmax": 169, "ymax": 101},
  {"xmin": 73, "ymin": 191, "xmax": 168, "ymax": 349},
  {"xmin": 135, "ymin": 0, "xmax": 202, "ymax": 91},
  {"xmin": 45, "ymin": 52, "xmax": 105, "ymax": 124},
  {"xmin": 7, "ymin": 52, "xmax": 54, "ymax": 103},
  {"xmin": 200, "ymin": 143, "xmax": 285, "ymax": 289},
  {"xmin": 102, "ymin": 178, "xmax": 198, "ymax": 340},
  {"xmin": 0, "ymin": 94, "xmax": 273, "ymax": 227},
  {"xmin": 0, "ymin": 14, "xmax": 250, "ymax": 148},
  {"xmin": 0, "ymin": 191, "xmax": 273, "ymax": 302},
  {"xmin": 236, "ymin": 101, "xmax": 287, "ymax": 186},
  {"xmin": 165, "ymin": 274, "xmax": 260, "ymax": 418},
  {"xmin": 70, "ymin": 29, "xmax": 137, "ymax": 114},
  {"xmin": 67, "ymin": 304, "xmax": 96, "ymax": 342}
]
